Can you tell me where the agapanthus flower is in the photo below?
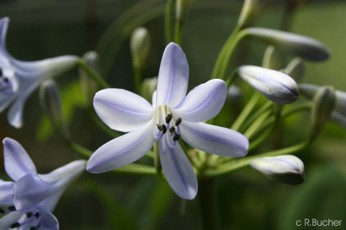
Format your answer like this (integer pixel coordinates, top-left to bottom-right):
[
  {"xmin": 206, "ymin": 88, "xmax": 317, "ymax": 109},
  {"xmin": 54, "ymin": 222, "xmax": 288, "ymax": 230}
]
[
  {"xmin": 0, "ymin": 138, "xmax": 86, "ymax": 229},
  {"xmin": 87, "ymin": 43, "xmax": 249, "ymax": 199},
  {"xmin": 0, "ymin": 17, "xmax": 78, "ymax": 128}
]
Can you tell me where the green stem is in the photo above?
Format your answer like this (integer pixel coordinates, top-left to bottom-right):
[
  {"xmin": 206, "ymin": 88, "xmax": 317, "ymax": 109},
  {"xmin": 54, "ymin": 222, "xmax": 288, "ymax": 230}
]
[
  {"xmin": 204, "ymin": 141, "xmax": 310, "ymax": 177},
  {"xmin": 78, "ymin": 59, "xmax": 110, "ymax": 89},
  {"xmin": 165, "ymin": 0, "xmax": 176, "ymax": 43},
  {"xmin": 198, "ymin": 178, "xmax": 220, "ymax": 230},
  {"xmin": 113, "ymin": 163, "xmax": 156, "ymax": 175},
  {"xmin": 133, "ymin": 66, "xmax": 142, "ymax": 93},
  {"xmin": 174, "ymin": 20, "xmax": 183, "ymax": 45}
]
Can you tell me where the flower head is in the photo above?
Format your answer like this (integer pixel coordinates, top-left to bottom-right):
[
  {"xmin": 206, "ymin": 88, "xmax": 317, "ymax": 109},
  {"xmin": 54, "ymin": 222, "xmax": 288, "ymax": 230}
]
[
  {"xmin": 87, "ymin": 43, "xmax": 249, "ymax": 199},
  {"xmin": 0, "ymin": 138, "xmax": 86, "ymax": 229},
  {"xmin": 0, "ymin": 17, "xmax": 78, "ymax": 128}
]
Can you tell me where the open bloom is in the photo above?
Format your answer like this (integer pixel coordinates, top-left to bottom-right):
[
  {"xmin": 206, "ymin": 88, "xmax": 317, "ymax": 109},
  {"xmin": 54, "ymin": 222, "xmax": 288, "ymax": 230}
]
[
  {"xmin": 251, "ymin": 155, "xmax": 304, "ymax": 185},
  {"xmin": 87, "ymin": 43, "xmax": 249, "ymax": 199},
  {"xmin": 238, "ymin": 65, "xmax": 299, "ymax": 104},
  {"xmin": 0, "ymin": 138, "xmax": 86, "ymax": 229},
  {"xmin": 0, "ymin": 17, "xmax": 78, "ymax": 128}
]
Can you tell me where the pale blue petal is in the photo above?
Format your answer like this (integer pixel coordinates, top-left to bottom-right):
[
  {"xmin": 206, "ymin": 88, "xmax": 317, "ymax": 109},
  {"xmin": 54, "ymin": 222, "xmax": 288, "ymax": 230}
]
[
  {"xmin": 0, "ymin": 17, "xmax": 9, "ymax": 55},
  {"xmin": 173, "ymin": 79, "xmax": 226, "ymax": 122},
  {"xmin": 0, "ymin": 179, "xmax": 14, "ymax": 205},
  {"xmin": 37, "ymin": 208, "xmax": 59, "ymax": 230},
  {"xmin": 87, "ymin": 121, "xmax": 155, "ymax": 173},
  {"xmin": 159, "ymin": 138, "xmax": 197, "ymax": 200},
  {"xmin": 156, "ymin": 43, "xmax": 189, "ymax": 107},
  {"xmin": 3, "ymin": 137, "xmax": 37, "ymax": 181},
  {"xmin": 180, "ymin": 121, "xmax": 249, "ymax": 157},
  {"xmin": 94, "ymin": 89, "xmax": 154, "ymax": 132},
  {"xmin": 13, "ymin": 174, "xmax": 54, "ymax": 212},
  {"xmin": 0, "ymin": 211, "xmax": 23, "ymax": 229}
]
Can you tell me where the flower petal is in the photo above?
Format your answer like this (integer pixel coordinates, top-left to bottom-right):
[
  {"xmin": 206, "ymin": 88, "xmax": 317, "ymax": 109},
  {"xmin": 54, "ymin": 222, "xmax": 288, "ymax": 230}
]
[
  {"xmin": 0, "ymin": 211, "xmax": 23, "ymax": 230},
  {"xmin": 3, "ymin": 137, "xmax": 37, "ymax": 181},
  {"xmin": 37, "ymin": 208, "xmax": 59, "ymax": 230},
  {"xmin": 159, "ymin": 138, "xmax": 197, "ymax": 200},
  {"xmin": 173, "ymin": 79, "xmax": 227, "ymax": 122},
  {"xmin": 94, "ymin": 88, "xmax": 154, "ymax": 132},
  {"xmin": 0, "ymin": 179, "xmax": 14, "ymax": 205},
  {"xmin": 180, "ymin": 121, "xmax": 249, "ymax": 157},
  {"xmin": 87, "ymin": 121, "xmax": 155, "ymax": 173},
  {"xmin": 156, "ymin": 43, "xmax": 189, "ymax": 107},
  {"xmin": 0, "ymin": 17, "xmax": 9, "ymax": 56}
]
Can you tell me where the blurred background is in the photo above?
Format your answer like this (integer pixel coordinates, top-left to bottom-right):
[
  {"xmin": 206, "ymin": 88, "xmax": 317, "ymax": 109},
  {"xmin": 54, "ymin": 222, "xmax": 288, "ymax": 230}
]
[{"xmin": 1, "ymin": 0, "xmax": 346, "ymax": 229}]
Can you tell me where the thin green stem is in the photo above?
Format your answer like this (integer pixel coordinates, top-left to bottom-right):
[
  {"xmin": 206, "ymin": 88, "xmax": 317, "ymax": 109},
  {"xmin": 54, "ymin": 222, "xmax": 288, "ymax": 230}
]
[
  {"xmin": 78, "ymin": 59, "xmax": 110, "ymax": 89},
  {"xmin": 231, "ymin": 93, "xmax": 261, "ymax": 131},
  {"xmin": 165, "ymin": 0, "xmax": 176, "ymax": 44},
  {"xmin": 174, "ymin": 20, "xmax": 183, "ymax": 45},
  {"xmin": 133, "ymin": 66, "xmax": 142, "ymax": 93},
  {"xmin": 113, "ymin": 163, "xmax": 156, "ymax": 175}
]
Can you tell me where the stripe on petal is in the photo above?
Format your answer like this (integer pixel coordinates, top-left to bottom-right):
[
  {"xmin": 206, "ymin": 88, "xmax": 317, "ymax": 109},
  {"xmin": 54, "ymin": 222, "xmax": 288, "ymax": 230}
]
[
  {"xmin": 87, "ymin": 121, "xmax": 155, "ymax": 173},
  {"xmin": 3, "ymin": 138, "xmax": 37, "ymax": 181},
  {"xmin": 156, "ymin": 43, "xmax": 189, "ymax": 107},
  {"xmin": 173, "ymin": 79, "xmax": 227, "ymax": 122},
  {"xmin": 180, "ymin": 121, "xmax": 249, "ymax": 157},
  {"xmin": 94, "ymin": 88, "xmax": 154, "ymax": 132},
  {"xmin": 159, "ymin": 138, "xmax": 197, "ymax": 200}
]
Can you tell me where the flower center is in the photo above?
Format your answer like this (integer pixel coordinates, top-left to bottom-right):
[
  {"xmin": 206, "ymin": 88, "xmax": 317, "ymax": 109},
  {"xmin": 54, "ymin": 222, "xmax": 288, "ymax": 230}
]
[
  {"xmin": 154, "ymin": 105, "xmax": 182, "ymax": 146},
  {"xmin": 0, "ymin": 66, "xmax": 18, "ymax": 98},
  {"xmin": 1, "ymin": 204, "xmax": 42, "ymax": 229}
]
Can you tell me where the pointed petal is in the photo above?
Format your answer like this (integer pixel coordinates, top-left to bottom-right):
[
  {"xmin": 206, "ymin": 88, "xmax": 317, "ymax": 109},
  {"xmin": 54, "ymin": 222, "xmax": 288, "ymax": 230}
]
[
  {"xmin": 156, "ymin": 43, "xmax": 189, "ymax": 107},
  {"xmin": 94, "ymin": 89, "xmax": 154, "ymax": 132},
  {"xmin": 159, "ymin": 139, "xmax": 197, "ymax": 200},
  {"xmin": 37, "ymin": 208, "xmax": 59, "ymax": 230},
  {"xmin": 173, "ymin": 79, "xmax": 227, "ymax": 122},
  {"xmin": 180, "ymin": 121, "xmax": 249, "ymax": 157},
  {"xmin": 3, "ymin": 137, "xmax": 37, "ymax": 181},
  {"xmin": 0, "ymin": 179, "xmax": 14, "ymax": 205},
  {"xmin": 87, "ymin": 121, "xmax": 155, "ymax": 173},
  {"xmin": 0, "ymin": 17, "xmax": 9, "ymax": 55}
]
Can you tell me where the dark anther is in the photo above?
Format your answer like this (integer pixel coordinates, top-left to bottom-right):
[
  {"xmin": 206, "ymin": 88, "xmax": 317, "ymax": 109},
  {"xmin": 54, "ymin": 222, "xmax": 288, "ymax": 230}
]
[
  {"xmin": 3, "ymin": 77, "xmax": 9, "ymax": 83},
  {"xmin": 156, "ymin": 124, "xmax": 163, "ymax": 131},
  {"xmin": 35, "ymin": 212, "xmax": 40, "ymax": 218},
  {"xmin": 8, "ymin": 206, "xmax": 16, "ymax": 211},
  {"xmin": 10, "ymin": 222, "xmax": 20, "ymax": 228},
  {"xmin": 30, "ymin": 227, "xmax": 37, "ymax": 230},
  {"xmin": 26, "ymin": 212, "xmax": 33, "ymax": 218},
  {"xmin": 162, "ymin": 125, "xmax": 167, "ymax": 134},
  {"xmin": 165, "ymin": 113, "xmax": 173, "ymax": 124},
  {"xmin": 173, "ymin": 134, "xmax": 181, "ymax": 141},
  {"xmin": 169, "ymin": 126, "xmax": 175, "ymax": 133},
  {"xmin": 175, "ymin": 118, "xmax": 182, "ymax": 126},
  {"xmin": 0, "ymin": 68, "xmax": 2, "ymax": 76}
]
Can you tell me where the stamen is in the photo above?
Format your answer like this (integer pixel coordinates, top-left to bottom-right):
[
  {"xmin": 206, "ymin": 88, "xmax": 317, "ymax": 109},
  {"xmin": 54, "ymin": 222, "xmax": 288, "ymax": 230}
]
[
  {"xmin": 4, "ymin": 77, "xmax": 9, "ymax": 83},
  {"xmin": 175, "ymin": 118, "xmax": 182, "ymax": 126},
  {"xmin": 26, "ymin": 212, "xmax": 33, "ymax": 218},
  {"xmin": 8, "ymin": 206, "xmax": 16, "ymax": 211},
  {"xmin": 156, "ymin": 124, "xmax": 163, "ymax": 131},
  {"xmin": 30, "ymin": 227, "xmax": 37, "ymax": 230},
  {"xmin": 162, "ymin": 125, "xmax": 167, "ymax": 134},
  {"xmin": 173, "ymin": 134, "xmax": 181, "ymax": 141},
  {"xmin": 165, "ymin": 113, "xmax": 173, "ymax": 123},
  {"xmin": 0, "ymin": 68, "xmax": 2, "ymax": 76},
  {"xmin": 169, "ymin": 126, "xmax": 175, "ymax": 133},
  {"xmin": 35, "ymin": 212, "xmax": 40, "ymax": 218},
  {"xmin": 10, "ymin": 222, "xmax": 20, "ymax": 228}
]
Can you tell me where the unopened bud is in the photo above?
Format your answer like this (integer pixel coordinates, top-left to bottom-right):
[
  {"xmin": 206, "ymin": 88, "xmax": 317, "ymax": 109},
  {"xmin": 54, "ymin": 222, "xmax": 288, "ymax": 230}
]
[
  {"xmin": 238, "ymin": 65, "xmax": 299, "ymax": 104},
  {"xmin": 39, "ymin": 80, "xmax": 67, "ymax": 137},
  {"xmin": 251, "ymin": 155, "xmax": 305, "ymax": 185},
  {"xmin": 237, "ymin": 0, "xmax": 262, "ymax": 29},
  {"xmin": 79, "ymin": 51, "xmax": 99, "ymax": 104},
  {"xmin": 310, "ymin": 86, "xmax": 336, "ymax": 140},
  {"xmin": 130, "ymin": 27, "xmax": 151, "ymax": 69},
  {"xmin": 141, "ymin": 77, "xmax": 158, "ymax": 102},
  {"xmin": 244, "ymin": 27, "xmax": 330, "ymax": 61},
  {"xmin": 176, "ymin": 0, "xmax": 192, "ymax": 23}
]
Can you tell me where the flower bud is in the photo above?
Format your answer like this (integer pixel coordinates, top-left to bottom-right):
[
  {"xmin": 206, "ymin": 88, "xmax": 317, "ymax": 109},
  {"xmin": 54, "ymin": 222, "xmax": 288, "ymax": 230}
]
[
  {"xmin": 238, "ymin": 65, "xmax": 299, "ymax": 104},
  {"xmin": 140, "ymin": 77, "xmax": 158, "ymax": 102},
  {"xmin": 39, "ymin": 80, "xmax": 67, "ymax": 137},
  {"xmin": 244, "ymin": 27, "xmax": 330, "ymax": 61},
  {"xmin": 310, "ymin": 86, "xmax": 336, "ymax": 140},
  {"xmin": 237, "ymin": 0, "xmax": 262, "ymax": 29},
  {"xmin": 251, "ymin": 155, "xmax": 305, "ymax": 185},
  {"xmin": 176, "ymin": 0, "xmax": 192, "ymax": 23},
  {"xmin": 79, "ymin": 51, "xmax": 99, "ymax": 104},
  {"xmin": 130, "ymin": 27, "xmax": 151, "ymax": 69}
]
